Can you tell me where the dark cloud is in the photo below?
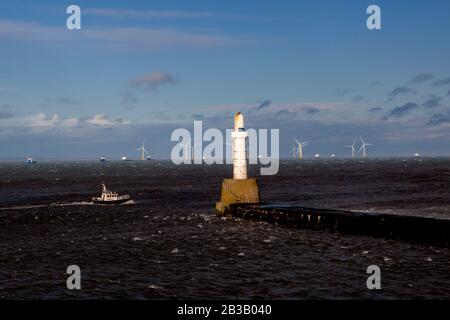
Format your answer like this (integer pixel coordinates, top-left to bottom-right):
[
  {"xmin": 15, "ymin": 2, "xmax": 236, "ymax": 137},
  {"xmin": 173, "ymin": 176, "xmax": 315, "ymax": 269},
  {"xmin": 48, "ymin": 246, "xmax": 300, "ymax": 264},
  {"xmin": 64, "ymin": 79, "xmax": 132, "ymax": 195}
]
[
  {"xmin": 122, "ymin": 71, "xmax": 175, "ymax": 109},
  {"xmin": 387, "ymin": 86, "xmax": 416, "ymax": 98},
  {"xmin": 352, "ymin": 95, "xmax": 364, "ymax": 102},
  {"xmin": 369, "ymin": 107, "xmax": 382, "ymax": 113},
  {"xmin": 336, "ymin": 89, "xmax": 350, "ymax": 96},
  {"xmin": 383, "ymin": 102, "xmax": 420, "ymax": 120},
  {"xmin": 408, "ymin": 73, "xmax": 433, "ymax": 84},
  {"xmin": 256, "ymin": 99, "xmax": 271, "ymax": 110},
  {"xmin": 427, "ymin": 111, "xmax": 450, "ymax": 126},
  {"xmin": 302, "ymin": 106, "xmax": 320, "ymax": 115},
  {"xmin": 0, "ymin": 104, "xmax": 14, "ymax": 119},
  {"xmin": 129, "ymin": 71, "xmax": 175, "ymax": 91},
  {"xmin": 121, "ymin": 91, "xmax": 139, "ymax": 109},
  {"xmin": 149, "ymin": 111, "xmax": 174, "ymax": 121},
  {"xmin": 447, "ymin": 90, "xmax": 450, "ymax": 97},
  {"xmin": 421, "ymin": 96, "xmax": 441, "ymax": 109},
  {"xmin": 433, "ymin": 77, "xmax": 450, "ymax": 87},
  {"xmin": 369, "ymin": 81, "xmax": 381, "ymax": 87},
  {"xmin": 275, "ymin": 109, "xmax": 297, "ymax": 120}
]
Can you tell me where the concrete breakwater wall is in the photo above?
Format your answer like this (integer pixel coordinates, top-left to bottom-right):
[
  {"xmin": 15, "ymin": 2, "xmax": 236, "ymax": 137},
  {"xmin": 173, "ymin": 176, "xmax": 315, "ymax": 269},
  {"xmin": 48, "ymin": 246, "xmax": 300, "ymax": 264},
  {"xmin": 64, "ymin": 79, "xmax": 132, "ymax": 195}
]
[{"xmin": 220, "ymin": 204, "xmax": 450, "ymax": 246}]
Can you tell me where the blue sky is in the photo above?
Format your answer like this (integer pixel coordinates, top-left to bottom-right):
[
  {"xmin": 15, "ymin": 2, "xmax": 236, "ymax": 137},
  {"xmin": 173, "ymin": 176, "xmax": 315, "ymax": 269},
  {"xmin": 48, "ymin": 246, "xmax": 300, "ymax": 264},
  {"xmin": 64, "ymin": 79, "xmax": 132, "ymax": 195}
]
[{"xmin": 1, "ymin": 0, "xmax": 450, "ymax": 159}]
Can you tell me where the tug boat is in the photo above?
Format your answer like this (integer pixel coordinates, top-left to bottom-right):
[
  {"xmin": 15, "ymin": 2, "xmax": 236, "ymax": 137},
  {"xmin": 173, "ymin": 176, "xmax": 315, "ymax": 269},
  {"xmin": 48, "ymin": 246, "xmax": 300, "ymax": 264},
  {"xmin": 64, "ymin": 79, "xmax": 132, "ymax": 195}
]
[{"xmin": 92, "ymin": 183, "xmax": 132, "ymax": 204}]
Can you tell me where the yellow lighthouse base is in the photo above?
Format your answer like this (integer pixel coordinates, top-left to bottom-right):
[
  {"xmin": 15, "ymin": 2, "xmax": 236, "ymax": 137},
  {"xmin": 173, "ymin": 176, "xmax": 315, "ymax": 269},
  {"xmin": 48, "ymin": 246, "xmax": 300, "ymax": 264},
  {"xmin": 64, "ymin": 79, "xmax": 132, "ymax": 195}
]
[{"xmin": 216, "ymin": 178, "xmax": 260, "ymax": 216}]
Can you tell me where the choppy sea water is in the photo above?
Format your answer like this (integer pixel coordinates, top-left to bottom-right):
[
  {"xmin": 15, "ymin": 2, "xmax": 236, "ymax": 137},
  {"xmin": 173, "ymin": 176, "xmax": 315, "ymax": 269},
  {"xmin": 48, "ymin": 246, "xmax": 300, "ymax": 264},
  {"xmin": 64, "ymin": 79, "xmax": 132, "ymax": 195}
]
[{"xmin": 0, "ymin": 158, "xmax": 449, "ymax": 299}]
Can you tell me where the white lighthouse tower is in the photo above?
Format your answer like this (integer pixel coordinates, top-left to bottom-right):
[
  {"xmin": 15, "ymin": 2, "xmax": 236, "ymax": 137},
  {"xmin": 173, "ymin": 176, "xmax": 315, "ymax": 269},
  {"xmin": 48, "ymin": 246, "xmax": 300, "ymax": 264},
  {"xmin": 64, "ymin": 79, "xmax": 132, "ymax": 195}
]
[
  {"xmin": 232, "ymin": 112, "xmax": 248, "ymax": 180},
  {"xmin": 216, "ymin": 112, "xmax": 260, "ymax": 215}
]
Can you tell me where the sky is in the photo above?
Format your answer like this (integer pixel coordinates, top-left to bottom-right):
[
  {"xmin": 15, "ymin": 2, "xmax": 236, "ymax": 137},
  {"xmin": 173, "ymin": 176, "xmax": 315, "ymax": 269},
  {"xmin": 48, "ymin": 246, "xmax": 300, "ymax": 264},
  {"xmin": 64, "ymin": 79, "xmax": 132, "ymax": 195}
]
[{"xmin": 1, "ymin": 0, "xmax": 450, "ymax": 159}]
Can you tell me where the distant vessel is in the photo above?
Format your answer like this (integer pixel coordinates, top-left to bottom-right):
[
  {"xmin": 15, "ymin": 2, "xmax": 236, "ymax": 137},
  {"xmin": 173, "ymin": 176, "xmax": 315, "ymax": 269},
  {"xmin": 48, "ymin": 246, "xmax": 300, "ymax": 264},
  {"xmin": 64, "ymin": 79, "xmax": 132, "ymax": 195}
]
[
  {"xmin": 414, "ymin": 153, "xmax": 421, "ymax": 158},
  {"xmin": 330, "ymin": 154, "xmax": 336, "ymax": 158},
  {"xmin": 314, "ymin": 154, "xmax": 320, "ymax": 158},
  {"xmin": 100, "ymin": 156, "xmax": 107, "ymax": 162},
  {"xmin": 26, "ymin": 157, "xmax": 36, "ymax": 164},
  {"xmin": 146, "ymin": 156, "xmax": 152, "ymax": 160},
  {"xmin": 92, "ymin": 183, "xmax": 132, "ymax": 205},
  {"xmin": 121, "ymin": 156, "xmax": 128, "ymax": 161}
]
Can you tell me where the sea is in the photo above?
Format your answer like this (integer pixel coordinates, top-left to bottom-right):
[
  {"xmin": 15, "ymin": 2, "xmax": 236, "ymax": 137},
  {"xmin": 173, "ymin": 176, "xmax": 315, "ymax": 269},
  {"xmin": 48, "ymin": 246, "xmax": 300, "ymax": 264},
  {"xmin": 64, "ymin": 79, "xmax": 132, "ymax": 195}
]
[{"xmin": 0, "ymin": 158, "xmax": 450, "ymax": 299}]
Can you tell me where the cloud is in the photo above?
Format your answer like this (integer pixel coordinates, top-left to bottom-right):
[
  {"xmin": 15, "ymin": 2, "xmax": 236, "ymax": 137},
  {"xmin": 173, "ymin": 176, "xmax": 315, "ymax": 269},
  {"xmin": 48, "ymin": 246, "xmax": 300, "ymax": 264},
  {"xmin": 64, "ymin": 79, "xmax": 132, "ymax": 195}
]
[
  {"xmin": 83, "ymin": 7, "xmax": 269, "ymax": 22},
  {"xmin": 121, "ymin": 71, "xmax": 175, "ymax": 109},
  {"xmin": 369, "ymin": 107, "xmax": 382, "ymax": 113},
  {"xmin": 387, "ymin": 86, "xmax": 416, "ymax": 99},
  {"xmin": 433, "ymin": 77, "xmax": 450, "ymax": 87},
  {"xmin": 275, "ymin": 109, "xmax": 297, "ymax": 120},
  {"xmin": 421, "ymin": 96, "xmax": 441, "ymax": 109},
  {"xmin": 120, "ymin": 91, "xmax": 139, "ymax": 109},
  {"xmin": 408, "ymin": 73, "xmax": 433, "ymax": 84},
  {"xmin": 352, "ymin": 95, "xmax": 364, "ymax": 102},
  {"xmin": 369, "ymin": 81, "xmax": 381, "ymax": 87},
  {"xmin": 0, "ymin": 19, "xmax": 238, "ymax": 52},
  {"xmin": 25, "ymin": 113, "xmax": 79, "ymax": 130},
  {"xmin": 129, "ymin": 71, "xmax": 175, "ymax": 91},
  {"xmin": 427, "ymin": 111, "xmax": 450, "ymax": 126},
  {"xmin": 336, "ymin": 89, "xmax": 350, "ymax": 96},
  {"xmin": 201, "ymin": 100, "xmax": 355, "ymax": 126},
  {"xmin": 84, "ymin": 114, "xmax": 130, "ymax": 127},
  {"xmin": 447, "ymin": 90, "xmax": 450, "ymax": 97},
  {"xmin": 85, "ymin": 8, "xmax": 214, "ymax": 19},
  {"xmin": 302, "ymin": 106, "xmax": 320, "ymax": 115},
  {"xmin": 256, "ymin": 99, "xmax": 271, "ymax": 110},
  {"xmin": 0, "ymin": 113, "xmax": 130, "ymax": 136},
  {"xmin": 0, "ymin": 104, "xmax": 14, "ymax": 119},
  {"xmin": 383, "ymin": 102, "xmax": 420, "ymax": 120}
]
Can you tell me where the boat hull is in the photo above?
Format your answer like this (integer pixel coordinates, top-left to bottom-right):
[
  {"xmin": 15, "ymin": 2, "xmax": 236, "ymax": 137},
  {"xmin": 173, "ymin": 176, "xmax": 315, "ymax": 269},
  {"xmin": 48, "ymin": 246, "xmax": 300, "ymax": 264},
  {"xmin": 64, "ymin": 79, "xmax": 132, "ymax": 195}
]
[{"xmin": 92, "ymin": 196, "xmax": 132, "ymax": 205}]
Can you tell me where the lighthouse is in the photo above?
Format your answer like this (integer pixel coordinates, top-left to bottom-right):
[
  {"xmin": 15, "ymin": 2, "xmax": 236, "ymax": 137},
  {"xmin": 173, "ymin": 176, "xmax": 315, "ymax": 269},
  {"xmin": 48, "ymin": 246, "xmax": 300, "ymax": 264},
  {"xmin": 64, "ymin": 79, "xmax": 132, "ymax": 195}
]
[
  {"xmin": 232, "ymin": 112, "xmax": 248, "ymax": 179},
  {"xmin": 216, "ymin": 112, "xmax": 260, "ymax": 216}
]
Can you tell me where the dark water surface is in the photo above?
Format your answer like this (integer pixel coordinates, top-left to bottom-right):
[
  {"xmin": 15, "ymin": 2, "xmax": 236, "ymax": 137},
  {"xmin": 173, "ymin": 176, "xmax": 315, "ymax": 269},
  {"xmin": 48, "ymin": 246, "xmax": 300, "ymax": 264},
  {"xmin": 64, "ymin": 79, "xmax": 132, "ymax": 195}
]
[{"xmin": 1, "ymin": 158, "xmax": 450, "ymax": 299}]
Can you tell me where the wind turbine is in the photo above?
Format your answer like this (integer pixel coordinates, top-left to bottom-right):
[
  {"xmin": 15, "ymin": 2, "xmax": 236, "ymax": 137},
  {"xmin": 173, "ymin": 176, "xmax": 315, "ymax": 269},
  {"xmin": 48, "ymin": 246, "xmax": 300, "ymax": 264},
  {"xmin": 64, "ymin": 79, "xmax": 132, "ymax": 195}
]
[
  {"xmin": 345, "ymin": 140, "xmax": 357, "ymax": 158},
  {"xmin": 359, "ymin": 136, "xmax": 373, "ymax": 158},
  {"xmin": 291, "ymin": 144, "xmax": 297, "ymax": 159},
  {"xmin": 294, "ymin": 138, "xmax": 309, "ymax": 160},
  {"xmin": 135, "ymin": 140, "xmax": 149, "ymax": 160}
]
